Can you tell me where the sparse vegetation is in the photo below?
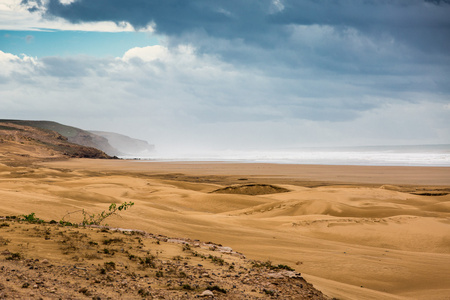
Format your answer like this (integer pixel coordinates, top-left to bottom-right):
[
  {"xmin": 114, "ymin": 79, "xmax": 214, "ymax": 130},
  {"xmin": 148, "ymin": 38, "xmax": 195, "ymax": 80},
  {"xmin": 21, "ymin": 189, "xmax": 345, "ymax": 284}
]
[
  {"xmin": 138, "ymin": 288, "xmax": 151, "ymax": 297},
  {"xmin": 208, "ymin": 254, "xmax": 225, "ymax": 266},
  {"xmin": 102, "ymin": 237, "xmax": 123, "ymax": 245},
  {"xmin": 60, "ymin": 201, "xmax": 134, "ymax": 226},
  {"xmin": 0, "ymin": 216, "xmax": 327, "ymax": 299},
  {"xmin": 264, "ymin": 289, "xmax": 276, "ymax": 296},
  {"xmin": 251, "ymin": 260, "xmax": 295, "ymax": 271},
  {"xmin": 6, "ymin": 252, "xmax": 22, "ymax": 260},
  {"xmin": 104, "ymin": 261, "xmax": 116, "ymax": 271},
  {"xmin": 139, "ymin": 255, "xmax": 156, "ymax": 268},
  {"xmin": 19, "ymin": 213, "xmax": 44, "ymax": 224}
]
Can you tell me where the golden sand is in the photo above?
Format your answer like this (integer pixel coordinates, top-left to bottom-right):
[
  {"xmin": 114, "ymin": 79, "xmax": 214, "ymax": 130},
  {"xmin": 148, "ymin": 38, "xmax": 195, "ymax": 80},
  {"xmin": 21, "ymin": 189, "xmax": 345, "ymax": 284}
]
[{"xmin": 1, "ymin": 159, "xmax": 449, "ymax": 299}]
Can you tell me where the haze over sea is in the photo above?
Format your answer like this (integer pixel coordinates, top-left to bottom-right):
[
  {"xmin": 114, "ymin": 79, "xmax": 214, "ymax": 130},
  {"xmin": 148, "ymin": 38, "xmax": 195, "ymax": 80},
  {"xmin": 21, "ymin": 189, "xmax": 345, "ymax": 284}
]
[{"xmin": 122, "ymin": 144, "xmax": 450, "ymax": 167}]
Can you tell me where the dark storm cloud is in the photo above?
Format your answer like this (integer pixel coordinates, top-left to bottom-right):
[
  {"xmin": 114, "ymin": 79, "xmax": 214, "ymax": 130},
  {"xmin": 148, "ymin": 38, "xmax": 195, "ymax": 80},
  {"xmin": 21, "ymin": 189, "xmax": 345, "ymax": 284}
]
[{"xmin": 25, "ymin": 0, "xmax": 450, "ymax": 53}]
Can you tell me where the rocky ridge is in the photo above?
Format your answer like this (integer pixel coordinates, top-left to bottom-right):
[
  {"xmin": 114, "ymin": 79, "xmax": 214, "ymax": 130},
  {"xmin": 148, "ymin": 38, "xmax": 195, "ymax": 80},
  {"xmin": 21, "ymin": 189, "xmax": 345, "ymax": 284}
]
[
  {"xmin": 0, "ymin": 217, "xmax": 329, "ymax": 299},
  {"xmin": 0, "ymin": 122, "xmax": 110, "ymax": 162}
]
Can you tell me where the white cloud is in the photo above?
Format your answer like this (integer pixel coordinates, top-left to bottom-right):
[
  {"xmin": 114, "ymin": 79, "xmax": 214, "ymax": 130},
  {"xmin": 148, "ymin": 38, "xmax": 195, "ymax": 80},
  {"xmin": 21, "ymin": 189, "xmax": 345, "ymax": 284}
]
[
  {"xmin": 0, "ymin": 50, "xmax": 38, "ymax": 77},
  {"xmin": 123, "ymin": 45, "xmax": 169, "ymax": 62}
]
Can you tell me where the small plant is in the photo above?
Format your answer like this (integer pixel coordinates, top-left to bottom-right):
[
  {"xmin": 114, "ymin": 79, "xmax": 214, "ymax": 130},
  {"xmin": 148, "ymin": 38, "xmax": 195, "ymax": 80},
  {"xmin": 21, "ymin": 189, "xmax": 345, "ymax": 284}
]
[
  {"xmin": 155, "ymin": 270, "xmax": 164, "ymax": 278},
  {"xmin": 208, "ymin": 255, "xmax": 225, "ymax": 266},
  {"xmin": 82, "ymin": 202, "xmax": 134, "ymax": 225},
  {"xmin": 138, "ymin": 288, "xmax": 151, "ymax": 297},
  {"xmin": 60, "ymin": 201, "xmax": 134, "ymax": 226},
  {"xmin": 182, "ymin": 284, "xmax": 193, "ymax": 290},
  {"xmin": 79, "ymin": 287, "xmax": 91, "ymax": 296},
  {"xmin": 275, "ymin": 264, "xmax": 295, "ymax": 271},
  {"xmin": 102, "ymin": 238, "xmax": 123, "ymax": 245},
  {"xmin": 251, "ymin": 260, "xmax": 295, "ymax": 271},
  {"xmin": 59, "ymin": 220, "xmax": 73, "ymax": 226},
  {"xmin": 6, "ymin": 252, "xmax": 22, "ymax": 260},
  {"xmin": 104, "ymin": 261, "xmax": 116, "ymax": 271},
  {"xmin": 139, "ymin": 255, "xmax": 156, "ymax": 268},
  {"xmin": 20, "ymin": 213, "xmax": 43, "ymax": 224},
  {"xmin": 0, "ymin": 222, "xmax": 10, "ymax": 227}
]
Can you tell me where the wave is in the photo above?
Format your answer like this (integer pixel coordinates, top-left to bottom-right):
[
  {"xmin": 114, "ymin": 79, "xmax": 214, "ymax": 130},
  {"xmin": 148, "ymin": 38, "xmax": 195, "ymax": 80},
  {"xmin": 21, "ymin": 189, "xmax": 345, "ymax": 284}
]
[{"xmin": 120, "ymin": 144, "xmax": 450, "ymax": 167}]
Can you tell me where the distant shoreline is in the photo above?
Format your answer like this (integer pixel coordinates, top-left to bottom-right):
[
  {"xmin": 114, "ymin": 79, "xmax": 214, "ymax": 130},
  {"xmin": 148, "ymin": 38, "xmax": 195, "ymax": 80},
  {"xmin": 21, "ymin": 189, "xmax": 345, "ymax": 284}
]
[
  {"xmin": 118, "ymin": 144, "xmax": 450, "ymax": 167},
  {"xmin": 121, "ymin": 157, "xmax": 450, "ymax": 167}
]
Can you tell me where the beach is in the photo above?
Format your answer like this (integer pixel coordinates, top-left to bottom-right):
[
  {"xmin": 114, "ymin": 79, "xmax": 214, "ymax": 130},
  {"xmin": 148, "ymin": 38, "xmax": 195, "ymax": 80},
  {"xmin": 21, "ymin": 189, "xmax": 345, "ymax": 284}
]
[{"xmin": 1, "ymin": 158, "xmax": 449, "ymax": 299}]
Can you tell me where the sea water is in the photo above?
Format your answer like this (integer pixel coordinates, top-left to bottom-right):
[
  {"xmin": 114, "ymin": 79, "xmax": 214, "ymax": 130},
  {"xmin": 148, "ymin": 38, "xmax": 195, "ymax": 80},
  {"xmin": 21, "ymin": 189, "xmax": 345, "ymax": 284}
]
[{"xmin": 122, "ymin": 144, "xmax": 450, "ymax": 167}]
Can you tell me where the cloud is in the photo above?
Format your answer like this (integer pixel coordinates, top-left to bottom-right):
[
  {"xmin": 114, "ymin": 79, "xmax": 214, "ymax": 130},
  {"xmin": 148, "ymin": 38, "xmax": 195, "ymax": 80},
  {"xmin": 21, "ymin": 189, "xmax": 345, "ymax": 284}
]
[
  {"xmin": 1, "ymin": 46, "xmax": 448, "ymax": 149},
  {"xmin": 2, "ymin": 1, "xmax": 449, "ymax": 149},
  {"xmin": 122, "ymin": 45, "xmax": 169, "ymax": 62},
  {"xmin": 27, "ymin": 0, "xmax": 450, "ymax": 53},
  {"xmin": 21, "ymin": 0, "xmax": 450, "ymax": 90}
]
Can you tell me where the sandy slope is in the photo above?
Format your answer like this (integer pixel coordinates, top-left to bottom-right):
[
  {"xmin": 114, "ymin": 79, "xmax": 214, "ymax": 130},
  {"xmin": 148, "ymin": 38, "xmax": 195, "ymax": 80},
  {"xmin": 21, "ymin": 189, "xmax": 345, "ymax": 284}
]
[{"xmin": 1, "ymin": 159, "xmax": 449, "ymax": 299}]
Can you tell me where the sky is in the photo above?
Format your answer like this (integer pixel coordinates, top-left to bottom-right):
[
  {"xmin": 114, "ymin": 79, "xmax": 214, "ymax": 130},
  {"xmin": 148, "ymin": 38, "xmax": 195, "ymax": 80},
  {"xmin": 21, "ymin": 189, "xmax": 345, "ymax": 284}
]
[{"xmin": 1, "ymin": 0, "xmax": 449, "ymax": 153}]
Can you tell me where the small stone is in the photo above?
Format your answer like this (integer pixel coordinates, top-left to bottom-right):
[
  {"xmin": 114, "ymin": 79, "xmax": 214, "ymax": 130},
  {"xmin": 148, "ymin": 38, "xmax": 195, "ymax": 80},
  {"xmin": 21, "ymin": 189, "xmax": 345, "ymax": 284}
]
[
  {"xmin": 200, "ymin": 290, "xmax": 214, "ymax": 297},
  {"xmin": 41, "ymin": 259, "xmax": 49, "ymax": 264}
]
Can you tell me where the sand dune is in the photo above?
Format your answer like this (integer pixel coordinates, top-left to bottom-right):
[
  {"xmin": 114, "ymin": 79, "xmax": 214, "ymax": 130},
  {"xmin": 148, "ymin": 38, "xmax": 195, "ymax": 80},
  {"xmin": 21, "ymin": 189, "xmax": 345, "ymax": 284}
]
[{"xmin": 1, "ymin": 159, "xmax": 449, "ymax": 299}]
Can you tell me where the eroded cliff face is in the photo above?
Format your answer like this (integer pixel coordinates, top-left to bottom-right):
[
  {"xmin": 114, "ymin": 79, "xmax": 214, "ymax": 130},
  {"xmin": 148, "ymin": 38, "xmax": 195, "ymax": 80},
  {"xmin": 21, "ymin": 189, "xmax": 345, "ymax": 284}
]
[
  {"xmin": 0, "ymin": 120, "xmax": 120, "ymax": 156},
  {"xmin": 90, "ymin": 130, "xmax": 155, "ymax": 156},
  {"xmin": 0, "ymin": 121, "xmax": 111, "ymax": 161}
]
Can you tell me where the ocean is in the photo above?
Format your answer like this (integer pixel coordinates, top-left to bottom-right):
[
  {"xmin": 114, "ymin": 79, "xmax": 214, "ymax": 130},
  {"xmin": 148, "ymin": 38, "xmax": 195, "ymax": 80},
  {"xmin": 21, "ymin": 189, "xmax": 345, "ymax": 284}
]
[{"xmin": 122, "ymin": 144, "xmax": 450, "ymax": 167}]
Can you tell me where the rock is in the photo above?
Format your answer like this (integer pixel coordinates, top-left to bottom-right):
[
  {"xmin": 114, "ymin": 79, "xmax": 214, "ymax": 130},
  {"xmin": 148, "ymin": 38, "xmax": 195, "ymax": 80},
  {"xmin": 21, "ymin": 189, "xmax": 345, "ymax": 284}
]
[
  {"xmin": 267, "ymin": 273, "xmax": 284, "ymax": 279},
  {"xmin": 218, "ymin": 246, "xmax": 233, "ymax": 253},
  {"xmin": 281, "ymin": 271, "xmax": 302, "ymax": 278},
  {"xmin": 267, "ymin": 271, "xmax": 302, "ymax": 279},
  {"xmin": 200, "ymin": 290, "xmax": 214, "ymax": 297}
]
